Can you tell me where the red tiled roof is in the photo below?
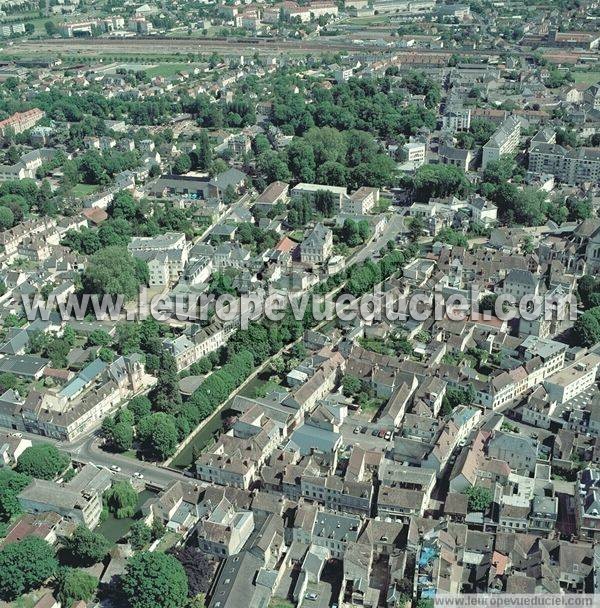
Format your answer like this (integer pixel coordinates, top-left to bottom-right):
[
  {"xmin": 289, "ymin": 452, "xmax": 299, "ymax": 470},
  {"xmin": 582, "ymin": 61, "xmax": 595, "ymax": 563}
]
[{"xmin": 276, "ymin": 236, "xmax": 297, "ymax": 253}]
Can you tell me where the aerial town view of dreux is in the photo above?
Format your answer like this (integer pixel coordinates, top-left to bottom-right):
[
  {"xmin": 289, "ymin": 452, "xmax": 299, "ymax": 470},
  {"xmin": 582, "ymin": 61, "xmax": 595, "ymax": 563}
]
[{"xmin": 0, "ymin": 0, "xmax": 600, "ymax": 606}]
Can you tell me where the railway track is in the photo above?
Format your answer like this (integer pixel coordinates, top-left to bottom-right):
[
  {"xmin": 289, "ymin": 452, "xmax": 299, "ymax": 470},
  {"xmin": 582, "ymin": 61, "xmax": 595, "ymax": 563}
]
[{"xmin": 12, "ymin": 35, "xmax": 503, "ymax": 58}]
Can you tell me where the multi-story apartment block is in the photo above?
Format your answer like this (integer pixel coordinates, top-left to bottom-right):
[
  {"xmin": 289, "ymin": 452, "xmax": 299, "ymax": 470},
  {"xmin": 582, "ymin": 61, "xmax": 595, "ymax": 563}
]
[
  {"xmin": 482, "ymin": 116, "xmax": 521, "ymax": 169},
  {"xmin": 402, "ymin": 141, "xmax": 426, "ymax": 167},
  {"xmin": 0, "ymin": 148, "xmax": 57, "ymax": 182},
  {"xmin": 544, "ymin": 352, "xmax": 600, "ymax": 404},
  {"xmin": 128, "ymin": 232, "xmax": 189, "ymax": 286},
  {"xmin": 300, "ymin": 475, "xmax": 373, "ymax": 515},
  {"xmin": 528, "ymin": 143, "xmax": 600, "ymax": 186},
  {"xmin": 442, "ymin": 106, "xmax": 471, "ymax": 133},
  {"xmin": 340, "ymin": 187, "xmax": 379, "ymax": 215},
  {"xmin": 0, "ymin": 108, "xmax": 44, "ymax": 137},
  {"xmin": 17, "ymin": 465, "xmax": 110, "ymax": 529},
  {"xmin": 290, "ymin": 183, "xmax": 348, "ymax": 208}
]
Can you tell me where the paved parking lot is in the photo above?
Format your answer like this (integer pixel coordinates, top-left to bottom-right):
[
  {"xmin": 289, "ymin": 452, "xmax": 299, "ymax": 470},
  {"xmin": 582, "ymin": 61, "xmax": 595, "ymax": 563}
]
[
  {"xmin": 340, "ymin": 413, "xmax": 391, "ymax": 451},
  {"xmin": 301, "ymin": 581, "xmax": 332, "ymax": 608}
]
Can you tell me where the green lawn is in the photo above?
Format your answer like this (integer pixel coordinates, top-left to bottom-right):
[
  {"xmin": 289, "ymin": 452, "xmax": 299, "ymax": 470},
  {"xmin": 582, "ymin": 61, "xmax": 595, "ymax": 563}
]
[
  {"xmin": 145, "ymin": 63, "xmax": 198, "ymax": 77},
  {"xmin": 71, "ymin": 183, "xmax": 98, "ymax": 197},
  {"xmin": 572, "ymin": 71, "xmax": 600, "ymax": 85},
  {"xmin": 155, "ymin": 531, "xmax": 182, "ymax": 552},
  {"xmin": 361, "ymin": 398, "xmax": 384, "ymax": 414},
  {"xmin": 269, "ymin": 599, "xmax": 295, "ymax": 608}
]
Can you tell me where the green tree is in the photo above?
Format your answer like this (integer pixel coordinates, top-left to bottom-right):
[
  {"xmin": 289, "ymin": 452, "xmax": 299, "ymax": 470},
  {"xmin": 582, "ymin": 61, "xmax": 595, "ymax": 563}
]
[
  {"xmin": 105, "ymin": 481, "xmax": 138, "ymax": 519},
  {"xmin": 137, "ymin": 413, "xmax": 178, "ymax": 460},
  {"xmin": 578, "ymin": 275, "xmax": 600, "ymax": 310},
  {"xmin": 120, "ymin": 551, "xmax": 188, "ymax": 608},
  {"xmin": 65, "ymin": 525, "xmax": 110, "ymax": 566},
  {"xmin": 188, "ymin": 593, "xmax": 207, "ymax": 608},
  {"xmin": 82, "ymin": 246, "xmax": 148, "ymax": 300},
  {"xmin": 128, "ymin": 395, "xmax": 152, "ymax": 422},
  {"xmin": 0, "ymin": 206, "xmax": 14, "ymax": 230},
  {"xmin": 0, "ymin": 469, "xmax": 31, "ymax": 496},
  {"xmin": 0, "ymin": 537, "xmax": 58, "ymax": 601},
  {"xmin": 88, "ymin": 329, "xmax": 112, "ymax": 346},
  {"xmin": 44, "ymin": 337, "xmax": 71, "ymax": 368},
  {"xmin": 117, "ymin": 408, "xmax": 135, "ymax": 426},
  {"xmin": 130, "ymin": 521, "xmax": 152, "ymax": 550},
  {"xmin": 44, "ymin": 21, "xmax": 58, "ymax": 35},
  {"xmin": 342, "ymin": 374, "xmax": 362, "ymax": 397},
  {"xmin": 173, "ymin": 153, "xmax": 192, "ymax": 175},
  {"xmin": 407, "ymin": 217, "xmax": 425, "ymax": 242},
  {"xmin": 314, "ymin": 190, "xmax": 336, "ymax": 217},
  {"xmin": 411, "ymin": 164, "xmax": 469, "ymax": 201},
  {"xmin": 151, "ymin": 519, "xmax": 166, "ymax": 541},
  {"xmin": 441, "ymin": 385, "xmax": 475, "ymax": 415},
  {"xmin": 55, "ymin": 567, "xmax": 98, "ymax": 607},
  {"xmin": 150, "ymin": 351, "xmax": 182, "ymax": 413},
  {"xmin": 101, "ymin": 415, "xmax": 116, "ymax": 441},
  {"xmin": 16, "ymin": 444, "xmax": 69, "ymax": 480},
  {"xmin": 435, "ymin": 228, "xmax": 468, "ymax": 247},
  {"xmin": 0, "ymin": 487, "xmax": 22, "ymax": 522},
  {"xmin": 191, "ymin": 131, "xmax": 212, "ymax": 171},
  {"xmin": 573, "ymin": 308, "xmax": 600, "ymax": 347},
  {"xmin": 465, "ymin": 486, "xmax": 493, "ymax": 512},
  {"xmin": 0, "ymin": 372, "xmax": 17, "ymax": 390},
  {"xmin": 111, "ymin": 421, "xmax": 134, "ymax": 452}
]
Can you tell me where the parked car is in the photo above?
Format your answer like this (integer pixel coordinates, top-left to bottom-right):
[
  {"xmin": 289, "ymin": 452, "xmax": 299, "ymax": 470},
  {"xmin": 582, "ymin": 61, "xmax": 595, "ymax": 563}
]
[
  {"xmin": 110, "ymin": 465, "xmax": 121, "ymax": 472},
  {"xmin": 371, "ymin": 429, "xmax": 379, "ymax": 436},
  {"xmin": 353, "ymin": 426, "xmax": 360, "ymax": 434},
  {"xmin": 360, "ymin": 426, "xmax": 368, "ymax": 434},
  {"xmin": 305, "ymin": 593, "xmax": 318, "ymax": 601}
]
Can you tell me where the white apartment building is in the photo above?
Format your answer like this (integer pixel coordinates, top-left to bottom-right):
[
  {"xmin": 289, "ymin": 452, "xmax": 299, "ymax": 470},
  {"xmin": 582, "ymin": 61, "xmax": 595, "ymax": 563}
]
[
  {"xmin": 544, "ymin": 352, "xmax": 600, "ymax": 404},
  {"xmin": 403, "ymin": 141, "xmax": 426, "ymax": 167},
  {"xmin": 128, "ymin": 232, "xmax": 189, "ymax": 286},
  {"xmin": 442, "ymin": 107, "xmax": 471, "ymax": 132},
  {"xmin": 290, "ymin": 183, "xmax": 348, "ymax": 206},
  {"xmin": 528, "ymin": 143, "xmax": 600, "ymax": 186},
  {"xmin": 340, "ymin": 187, "xmax": 379, "ymax": 215},
  {"xmin": 482, "ymin": 116, "xmax": 521, "ymax": 169}
]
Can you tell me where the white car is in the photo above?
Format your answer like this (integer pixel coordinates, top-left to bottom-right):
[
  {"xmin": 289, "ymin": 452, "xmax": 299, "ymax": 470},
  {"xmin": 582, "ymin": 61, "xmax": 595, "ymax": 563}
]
[
  {"xmin": 133, "ymin": 472, "xmax": 144, "ymax": 479},
  {"xmin": 110, "ymin": 465, "xmax": 121, "ymax": 472}
]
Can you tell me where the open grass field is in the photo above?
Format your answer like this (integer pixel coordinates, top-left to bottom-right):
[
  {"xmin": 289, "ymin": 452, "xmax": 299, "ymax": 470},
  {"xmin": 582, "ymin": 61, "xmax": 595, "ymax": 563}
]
[
  {"xmin": 572, "ymin": 71, "xmax": 600, "ymax": 85},
  {"xmin": 71, "ymin": 183, "xmax": 98, "ymax": 197},
  {"xmin": 144, "ymin": 62, "xmax": 199, "ymax": 77}
]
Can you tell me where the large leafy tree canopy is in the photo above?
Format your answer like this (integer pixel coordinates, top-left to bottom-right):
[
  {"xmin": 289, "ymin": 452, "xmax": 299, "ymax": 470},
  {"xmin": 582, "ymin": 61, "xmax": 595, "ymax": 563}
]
[
  {"xmin": 120, "ymin": 551, "xmax": 188, "ymax": 608},
  {"xmin": 0, "ymin": 537, "xmax": 58, "ymax": 601}
]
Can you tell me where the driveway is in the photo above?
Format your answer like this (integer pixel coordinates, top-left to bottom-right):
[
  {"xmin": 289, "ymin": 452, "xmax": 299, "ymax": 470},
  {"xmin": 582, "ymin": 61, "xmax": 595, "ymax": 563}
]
[{"xmin": 350, "ymin": 214, "xmax": 406, "ymax": 266}]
